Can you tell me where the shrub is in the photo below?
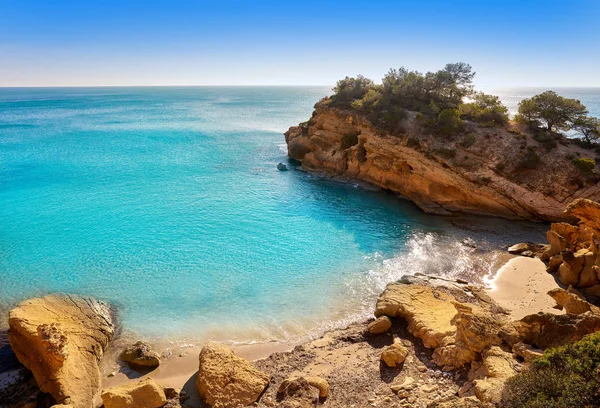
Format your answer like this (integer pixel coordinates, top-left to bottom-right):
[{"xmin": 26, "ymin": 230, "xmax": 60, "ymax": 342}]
[
  {"xmin": 501, "ymin": 331, "xmax": 600, "ymax": 408},
  {"xmin": 433, "ymin": 148, "xmax": 457, "ymax": 159},
  {"xmin": 406, "ymin": 137, "xmax": 421, "ymax": 149},
  {"xmin": 519, "ymin": 147, "xmax": 541, "ymax": 169},
  {"xmin": 461, "ymin": 133, "xmax": 477, "ymax": 148},
  {"xmin": 572, "ymin": 158, "xmax": 596, "ymax": 176},
  {"xmin": 437, "ymin": 109, "xmax": 465, "ymax": 136}
]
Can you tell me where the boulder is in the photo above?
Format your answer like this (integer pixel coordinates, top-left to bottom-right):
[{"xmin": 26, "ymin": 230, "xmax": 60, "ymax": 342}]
[
  {"xmin": 8, "ymin": 294, "xmax": 114, "ymax": 407},
  {"xmin": 101, "ymin": 377, "xmax": 166, "ymax": 408},
  {"xmin": 196, "ymin": 343, "xmax": 270, "ymax": 408},
  {"xmin": 277, "ymin": 162, "xmax": 289, "ymax": 171},
  {"xmin": 380, "ymin": 342, "xmax": 408, "ymax": 367},
  {"xmin": 375, "ymin": 283, "xmax": 458, "ymax": 349},
  {"xmin": 119, "ymin": 341, "xmax": 160, "ymax": 369},
  {"xmin": 277, "ymin": 377, "xmax": 319, "ymax": 408},
  {"xmin": 367, "ymin": 315, "xmax": 392, "ymax": 334}
]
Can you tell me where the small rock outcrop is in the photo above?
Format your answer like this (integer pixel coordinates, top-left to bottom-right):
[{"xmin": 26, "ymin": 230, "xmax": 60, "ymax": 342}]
[
  {"xmin": 367, "ymin": 315, "xmax": 392, "ymax": 334},
  {"xmin": 8, "ymin": 294, "xmax": 114, "ymax": 407},
  {"xmin": 460, "ymin": 346, "xmax": 519, "ymax": 405},
  {"xmin": 375, "ymin": 284, "xmax": 458, "ymax": 349},
  {"xmin": 277, "ymin": 162, "xmax": 289, "ymax": 171},
  {"xmin": 375, "ymin": 282, "xmax": 506, "ymax": 370},
  {"xmin": 381, "ymin": 341, "xmax": 408, "ymax": 367},
  {"xmin": 196, "ymin": 343, "xmax": 270, "ymax": 408},
  {"xmin": 119, "ymin": 341, "xmax": 160, "ymax": 369},
  {"xmin": 277, "ymin": 377, "xmax": 319, "ymax": 408},
  {"xmin": 101, "ymin": 377, "xmax": 166, "ymax": 408}
]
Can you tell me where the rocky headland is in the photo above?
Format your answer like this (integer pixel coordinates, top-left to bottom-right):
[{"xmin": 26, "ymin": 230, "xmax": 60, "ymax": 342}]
[{"xmin": 285, "ymin": 103, "xmax": 600, "ymax": 221}]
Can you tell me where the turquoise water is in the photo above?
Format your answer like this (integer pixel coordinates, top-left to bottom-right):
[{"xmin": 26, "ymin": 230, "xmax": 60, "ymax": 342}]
[{"xmin": 0, "ymin": 87, "xmax": 571, "ymax": 343}]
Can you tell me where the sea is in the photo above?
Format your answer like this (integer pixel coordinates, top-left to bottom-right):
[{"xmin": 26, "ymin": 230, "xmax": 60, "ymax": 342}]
[{"xmin": 0, "ymin": 86, "xmax": 598, "ymax": 344}]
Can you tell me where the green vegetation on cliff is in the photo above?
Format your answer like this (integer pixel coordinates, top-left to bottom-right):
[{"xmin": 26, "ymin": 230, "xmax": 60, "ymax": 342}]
[
  {"xmin": 325, "ymin": 63, "xmax": 598, "ymax": 146},
  {"xmin": 502, "ymin": 331, "xmax": 600, "ymax": 408}
]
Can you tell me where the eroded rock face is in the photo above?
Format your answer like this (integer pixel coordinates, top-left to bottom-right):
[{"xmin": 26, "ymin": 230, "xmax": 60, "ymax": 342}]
[
  {"xmin": 8, "ymin": 295, "xmax": 114, "ymax": 407},
  {"xmin": 375, "ymin": 283, "xmax": 505, "ymax": 370},
  {"xmin": 433, "ymin": 302, "xmax": 505, "ymax": 370},
  {"xmin": 196, "ymin": 343, "xmax": 270, "ymax": 408},
  {"xmin": 502, "ymin": 312, "xmax": 600, "ymax": 350},
  {"xmin": 101, "ymin": 377, "xmax": 166, "ymax": 408},
  {"xmin": 285, "ymin": 105, "xmax": 600, "ymax": 221},
  {"xmin": 461, "ymin": 346, "xmax": 519, "ymax": 405},
  {"xmin": 542, "ymin": 199, "xmax": 600, "ymax": 288}
]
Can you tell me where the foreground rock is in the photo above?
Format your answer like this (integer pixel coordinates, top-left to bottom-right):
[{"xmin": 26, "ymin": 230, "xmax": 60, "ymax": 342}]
[
  {"xmin": 285, "ymin": 104, "xmax": 600, "ymax": 221},
  {"xmin": 196, "ymin": 343, "xmax": 270, "ymax": 408},
  {"xmin": 375, "ymin": 282, "xmax": 506, "ymax": 370},
  {"xmin": 101, "ymin": 377, "xmax": 166, "ymax": 408},
  {"xmin": 8, "ymin": 294, "xmax": 114, "ymax": 407},
  {"xmin": 119, "ymin": 341, "xmax": 160, "ymax": 369}
]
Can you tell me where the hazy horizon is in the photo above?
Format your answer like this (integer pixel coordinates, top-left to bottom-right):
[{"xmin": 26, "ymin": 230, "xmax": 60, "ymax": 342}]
[{"xmin": 1, "ymin": 0, "xmax": 599, "ymax": 88}]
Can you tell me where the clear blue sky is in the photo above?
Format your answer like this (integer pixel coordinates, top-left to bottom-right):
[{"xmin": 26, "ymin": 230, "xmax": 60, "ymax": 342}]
[{"xmin": 1, "ymin": 0, "xmax": 598, "ymax": 88}]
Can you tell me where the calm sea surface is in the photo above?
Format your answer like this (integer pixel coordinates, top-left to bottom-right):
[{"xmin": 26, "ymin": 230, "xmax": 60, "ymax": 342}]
[{"xmin": 0, "ymin": 86, "xmax": 595, "ymax": 343}]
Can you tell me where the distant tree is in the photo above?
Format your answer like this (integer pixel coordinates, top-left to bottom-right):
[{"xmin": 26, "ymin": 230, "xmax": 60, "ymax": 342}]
[
  {"xmin": 573, "ymin": 116, "xmax": 600, "ymax": 144},
  {"xmin": 459, "ymin": 92, "xmax": 509, "ymax": 125},
  {"xmin": 329, "ymin": 75, "xmax": 374, "ymax": 108},
  {"xmin": 516, "ymin": 91, "xmax": 588, "ymax": 132},
  {"xmin": 515, "ymin": 98, "xmax": 541, "ymax": 128},
  {"xmin": 441, "ymin": 62, "xmax": 475, "ymax": 99}
]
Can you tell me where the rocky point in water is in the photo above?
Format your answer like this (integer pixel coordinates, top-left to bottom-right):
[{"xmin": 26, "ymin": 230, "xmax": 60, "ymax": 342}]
[{"xmin": 285, "ymin": 103, "xmax": 600, "ymax": 221}]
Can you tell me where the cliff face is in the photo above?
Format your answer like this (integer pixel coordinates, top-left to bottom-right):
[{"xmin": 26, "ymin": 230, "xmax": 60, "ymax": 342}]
[{"xmin": 285, "ymin": 104, "xmax": 600, "ymax": 221}]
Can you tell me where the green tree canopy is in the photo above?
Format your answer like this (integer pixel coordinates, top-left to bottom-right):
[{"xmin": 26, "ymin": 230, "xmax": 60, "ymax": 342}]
[
  {"xmin": 516, "ymin": 91, "xmax": 588, "ymax": 132},
  {"xmin": 573, "ymin": 116, "xmax": 600, "ymax": 144}
]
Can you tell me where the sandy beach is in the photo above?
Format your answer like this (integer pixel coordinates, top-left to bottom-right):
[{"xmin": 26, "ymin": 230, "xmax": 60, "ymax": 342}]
[
  {"xmin": 486, "ymin": 256, "xmax": 562, "ymax": 320},
  {"xmin": 93, "ymin": 254, "xmax": 563, "ymax": 407}
]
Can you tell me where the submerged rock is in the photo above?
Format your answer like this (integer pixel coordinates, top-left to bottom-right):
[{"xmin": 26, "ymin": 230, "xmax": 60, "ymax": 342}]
[
  {"xmin": 101, "ymin": 377, "xmax": 166, "ymax": 408},
  {"xmin": 119, "ymin": 341, "xmax": 160, "ymax": 369},
  {"xmin": 196, "ymin": 343, "xmax": 270, "ymax": 408},
  {"xmin": 8, "ymin": 294, "xmax": 114, "ymax": 407},
  {"xmin": 277, "ymin": 162, "xmax": 288, "ymax": 171}
]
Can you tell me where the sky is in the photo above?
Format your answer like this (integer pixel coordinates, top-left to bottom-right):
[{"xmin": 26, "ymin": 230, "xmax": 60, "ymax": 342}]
[{"xmin": 0, "ymin": 0, "xmax": 599, "ymax": 88}]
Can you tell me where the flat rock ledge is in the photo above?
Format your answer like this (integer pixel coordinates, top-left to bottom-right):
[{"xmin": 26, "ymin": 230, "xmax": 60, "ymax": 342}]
[{"xmin": 8, "ymin": 294, "xmax": 115, "ymax": 407}]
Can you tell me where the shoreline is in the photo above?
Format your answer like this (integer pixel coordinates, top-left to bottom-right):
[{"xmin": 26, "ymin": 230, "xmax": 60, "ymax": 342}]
[{"xmin": 98, "ymin": 252, "xmax": 550, "ymax": 406}]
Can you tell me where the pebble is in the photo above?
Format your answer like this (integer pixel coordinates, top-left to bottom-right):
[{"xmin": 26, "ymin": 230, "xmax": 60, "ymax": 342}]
[{"xmin": 108, "ymin": 371, "xmax": 116, "ymax": 377}]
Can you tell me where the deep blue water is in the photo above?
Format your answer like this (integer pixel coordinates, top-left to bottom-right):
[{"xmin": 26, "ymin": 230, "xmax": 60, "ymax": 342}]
[{"xmin": 0, "ymin": 86, "xmax": 587, "ymax": 343}]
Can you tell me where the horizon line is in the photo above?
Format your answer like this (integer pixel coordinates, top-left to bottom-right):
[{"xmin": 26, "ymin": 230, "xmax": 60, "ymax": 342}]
[{"xmin": 1, "ymin": 84, "xmax": 600, "ymax": 90}]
